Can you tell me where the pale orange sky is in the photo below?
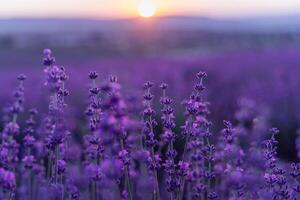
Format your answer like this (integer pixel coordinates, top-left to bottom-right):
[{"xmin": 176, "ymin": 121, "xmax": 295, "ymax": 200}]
[{"xmin": 1, "ymin": 0, "xmax": 300, "ymax": 19}]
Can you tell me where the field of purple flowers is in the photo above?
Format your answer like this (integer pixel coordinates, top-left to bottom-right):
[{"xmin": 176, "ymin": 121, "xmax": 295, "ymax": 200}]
[{"xmin": 0, "ymin": 48, "xmax": 299, "ymax": 200}]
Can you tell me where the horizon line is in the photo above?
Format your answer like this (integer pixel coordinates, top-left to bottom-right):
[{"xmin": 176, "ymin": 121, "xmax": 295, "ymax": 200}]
[{"xmin": 0, "ymin": 13, "xmax": 300, "ymax": 21}]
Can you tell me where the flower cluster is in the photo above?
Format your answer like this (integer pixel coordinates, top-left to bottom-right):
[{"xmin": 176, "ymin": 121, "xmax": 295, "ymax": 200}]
[{"xmin": 1, "ymin": 49, "xmax": 300, "ymax": 200}]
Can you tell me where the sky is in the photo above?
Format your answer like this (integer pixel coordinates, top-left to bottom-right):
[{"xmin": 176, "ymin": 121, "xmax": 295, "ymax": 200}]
[{"xmin": 1, "ymin": 0, "xmax": 300, "ymax": 19}]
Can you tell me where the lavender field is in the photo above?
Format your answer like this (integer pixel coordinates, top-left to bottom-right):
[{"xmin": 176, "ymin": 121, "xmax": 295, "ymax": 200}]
[{"xmin": 1, "ymin": 16, "xmax": 300, "ymax": 200}]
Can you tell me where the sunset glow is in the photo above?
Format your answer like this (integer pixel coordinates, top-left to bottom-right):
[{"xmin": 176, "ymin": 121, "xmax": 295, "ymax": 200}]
[
  {"xmin": 138, "ymin": 0, "xmax": 156, "ymax": 18},
  {"xmin": 0, "ymin": 0, "xmax": 300, "ymax": 19}
]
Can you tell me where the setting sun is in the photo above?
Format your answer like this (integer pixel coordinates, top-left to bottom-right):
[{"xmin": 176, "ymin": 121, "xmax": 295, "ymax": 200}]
[{"xmin": 138, "ymin": 0, "xmax": 156, "ymax": 18}]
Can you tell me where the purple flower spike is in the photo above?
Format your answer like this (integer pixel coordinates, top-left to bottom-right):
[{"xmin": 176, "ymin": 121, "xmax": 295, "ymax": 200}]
[{"xmin": 89, "ymin": 71, "xmax": 98, "ymax": 80}]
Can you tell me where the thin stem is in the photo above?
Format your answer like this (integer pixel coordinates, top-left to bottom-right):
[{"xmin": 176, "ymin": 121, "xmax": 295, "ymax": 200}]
[
  {"xmin": 178, "ymin": 134, "xmax": 190, "ymax": 200},
  {"xmin": 94, "ymin": 181, "xmax": 97, "ymax": 200},
  {"xmin": 55, "ymin": 145, "xmax": 59, "ymax": 183},
  {"xmin": 13, "ymin": 114, "xmax": 18, "ymax": 123},
  {"xmin": 61, "ymin": 174, "xmax": 64, "ymax": 200},
  {"xmin": 151, "ymin": 148, "xmax": 160, "ymax": 200},
  {"xmin": 89, "ymin": 181, "xmax": 93, "ymax": 200},
  {"xmin": 54, "ymin": 92, "xmax": 58, "ymax": 110},
  {"xmin": 120, "ymin": 139, "xmax": 133, "ymax": 200},
  {"xmin": 206, "ymin": 137, "xmax": 212, "ymax": 195},
  {"xmin": 47, "ymin": 152, "xmax": 52, "ymax": 179},
  {"xmin": 29, "ymin": 170, "xmax": 32, "ymax": 200}
]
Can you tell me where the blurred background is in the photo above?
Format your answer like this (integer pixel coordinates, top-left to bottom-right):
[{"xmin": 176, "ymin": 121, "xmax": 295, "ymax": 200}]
[{"xmin": 1, "ymin": 0, "xmax": 300, "ymax": 160}]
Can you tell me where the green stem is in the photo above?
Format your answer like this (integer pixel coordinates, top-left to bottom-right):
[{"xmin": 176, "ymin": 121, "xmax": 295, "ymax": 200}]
[
  {"xmin": 47, "ymin": 152, "xmax": 52, "ymax": 179},
  {"xmin": 55, "ymin": 145, "xmax": 59, "ymax": 183},
  {"xmin": 120, "ymin": 139, "xmax": 133, "ymax": 200},
  {"xmin": 206, "ymin": 137, "xmax": 212, "ymax": 195},
  {"xmin": 178, "ymin": 136, "xmax": 190, "ymax": 200}
]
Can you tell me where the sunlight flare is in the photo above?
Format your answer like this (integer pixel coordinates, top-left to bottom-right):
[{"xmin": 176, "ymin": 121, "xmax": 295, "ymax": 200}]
[{"xmin": 138, "ymin": 0, "xmax": 156, "ymax": 18}]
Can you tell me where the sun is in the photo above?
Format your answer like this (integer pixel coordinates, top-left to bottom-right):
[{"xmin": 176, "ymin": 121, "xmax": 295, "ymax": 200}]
[{"xmin": 138, "ymin": 0, "xmax": 156, "ymax": 18}]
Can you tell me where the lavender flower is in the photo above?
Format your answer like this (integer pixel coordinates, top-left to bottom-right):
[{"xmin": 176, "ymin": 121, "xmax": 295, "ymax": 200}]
[
  {"xmin": 160, "ymin": 82, "xmax": 179, "ymax": 199},
  {"xmin": 1, "ymin": 51, "xmax": 300, "ymax": 200},
  {"xmin": 262, "ymin": 128, "xmax": 291, "ymax": 199},
  {"xmin": 0, "ymin": 167, "xmax": 16, "ymax": 197},
  {"xmin": 142, "ymin": 81, "xmax": 160, "ymax": 200}
]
